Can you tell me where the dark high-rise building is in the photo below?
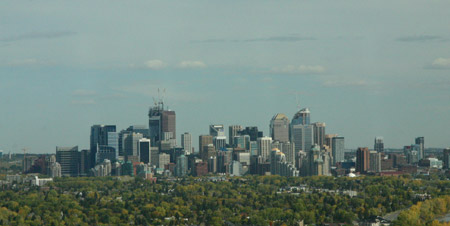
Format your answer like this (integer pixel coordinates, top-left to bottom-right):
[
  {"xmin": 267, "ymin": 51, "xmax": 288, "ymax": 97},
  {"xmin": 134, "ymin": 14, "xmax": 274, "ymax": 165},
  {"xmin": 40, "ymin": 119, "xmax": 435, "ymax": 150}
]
[
  {"xmin": 126, "ymin": 125, "xmax": 150, "ymax": 138},
  {"xmin": 270, "ymin": 113, "xmax": 290, "ymax": 142},
  {"xmin": 90, "ymin": 125, "xmax": 117, "ymax": 168},
  {"xmin": 443, "ymin": 148, "xmax": 450, "ymax": 170},
  {"xmin": 229, "ymin": 125, "xmax": 243, "ymax": 146},
  {"xmin": 124, "ymin": 132, "xmax": 144, "ymax": 157},
  {"xmin": 312, "ymin": 122, "xmax": 326, "ymax": 147},
  {"xmin": 148, "ymin": 104, "xmax": 163, "ymax": 145},
  {"xmin": 292, "ymin": 108, "xmax": 310, "ymax": 125},
  {"xmin": 415, "ymin": 137, "xmax": 424, "ymax": 160},
  {"xmin": 356, "ymin": 147, "xmax": 370, "ymax": 173},
  {"xmin": 56, "ymin": 146, "xmax": 80, "ymax": 177},
  {"xmin": 238, "ymin": 126, "xmax": 263, "ymax": 141},
  {"xmin": 138, "ymin": 138, "xmax": 151, "ymax": 164},
  {"xmin": 199, "ymin": 135, "xmax": 213, "ymax": 155},
  {"xmin": 148, "ymin": 101, "xmax": 176, "ymax": 146},
  {"xmin": 374, "ymin": 136, "xmax": 384, "ymax": 153}
]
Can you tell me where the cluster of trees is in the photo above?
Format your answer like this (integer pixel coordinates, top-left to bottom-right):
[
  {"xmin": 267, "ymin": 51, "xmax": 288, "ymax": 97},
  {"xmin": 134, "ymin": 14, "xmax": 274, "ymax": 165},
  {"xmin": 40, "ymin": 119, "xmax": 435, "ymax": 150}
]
[
  {"xmin": 394, "ymin": 195, "xmax": 450, "ymax": 226},
  {"xmin": 0, "ymin": 175, "xmax": 450, "ymax": 225}
]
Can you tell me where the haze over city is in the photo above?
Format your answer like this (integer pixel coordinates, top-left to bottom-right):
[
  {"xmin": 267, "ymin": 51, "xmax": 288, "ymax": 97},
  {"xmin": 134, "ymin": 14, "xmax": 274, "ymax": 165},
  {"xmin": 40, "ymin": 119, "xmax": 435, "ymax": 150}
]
[{"xmin": 1, "ymin": 0, "xmax": 450, "ymax": 153}]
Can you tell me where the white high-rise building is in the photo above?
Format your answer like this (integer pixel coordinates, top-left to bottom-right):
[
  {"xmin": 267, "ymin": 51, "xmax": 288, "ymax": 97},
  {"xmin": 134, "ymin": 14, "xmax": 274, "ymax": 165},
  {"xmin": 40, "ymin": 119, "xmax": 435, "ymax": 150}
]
[
  {"xmin": 257, "ymin": 136, "xmax": 272, "ymax": 161},
  {"xmin": 181, "ymin": 132, "xmax": 192, "ymax": 154}
]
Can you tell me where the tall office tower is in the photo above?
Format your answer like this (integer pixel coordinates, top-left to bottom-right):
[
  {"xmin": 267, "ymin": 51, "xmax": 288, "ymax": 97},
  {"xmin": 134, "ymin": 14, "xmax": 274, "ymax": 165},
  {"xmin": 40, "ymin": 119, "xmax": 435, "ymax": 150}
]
[
  {"xmin": 257, "ymin": 136, "xmax": 272, "ymax": 161},
  {"xmin": 280, "ymin": 141, "xmax": 295, "ymax": 166},
  {"xmin": 150, "ymin": 147, "xmax": 159, "ymax": 167},
  {"xmin": 290, "ymin": 124, "xmax": 314, "ymax": 153},
  {"xmin": 118, "ymin": 130, "xmax": 131, "ymax": 156},
  {"xmin": 270, "ymin": 113, "xmax": 290, "ymax": 142},
  {"xmin": 229, "ymin": 125, "xmax": 243, "ymax": 146},
  {"xmin": 443, "ymin": 148, "xmax": 450, "ymax": 170},
  {"xmin": 23, "ymin": 156, "xmax": 38, "ymax": 173},
  {"xmin": 356, "ymin": 147, "xmax": 370, "ymax": 173},
  {"xmin": 238, "ymin": 126, "xmax": 263, "ymax": 141},
  {"xmin": 161, "ymin": 110, "xmax": 176, "ymax": 141},
  {"xmin": 148, "ymin": 104, "xmax": 163, "ymax": 145},
  {"xmin": 292, "ymin": 108, "xmax": 310, "ymax": 125},
  {"xmin": 175, "ymin": 154, "xmax": 188, "ymax": 176},
  {"xmin": 270, "ymin": 149, "xmax": 284, "ymax": 175},
  {"xmin": 127, "ymin": 125, "xmax": 150, "ymax": 138},
  {"xmin": 308, "ymin": 144, "xmax": 324, "ymax": 176},
  {"xmin": 249, "ymin": 141, "xmax": 258, "ymax": 156},
  {"xmin": 48, "ymin": 161, "xmax": 62, "ymax": 178},
  {"xmin": 325, "ymin": 134, "xmax": 338, "ymax": 149},
  {"xmin": 148, "ymin": 101, "xmax": 176, "ymax": 146},
  {"xmin": 181, "ymin": 132, "xmax": 192, "ymax": 155},
  {"xmin": 199, "ymin": 135, "xmax": 213, "ymax": 155},
  {"xmin": 138, "ymin": 138, "xmax": 151, "ymax": 164},
  {"xmin": 332, "ymin": 136, "xmax": 345, "ymax": 165},
  {"xmin": 404, "ymin": 145, "xmax": 419, "ymax": 164},
  {"xmin": 213, "ymin": 136, "xmax": 227, "ymax": 151},
  {"xmin": 79, "ymin": 149, "xmax": 90, "ymax": 175},
  {"xmin": 158, "ymin": 153, "xmax": 170, "ymax": 168},
  {"xmin": 90, "ymin": 125, "xmax": 117, "ymax": 167},
  {"xmin": 208, "ymin": 156, "xmax": 217, "ymax": 173},
  {"xmin": 56, "ymin": 146, "xmax": 80, "ymax": 177},
  {"xmin": 312, "ymin": 122, "xmax": 326, "ymax": 147},
  {"xmin": 369, "ymin": 151, "xmax": 381, "ymax": 173},
  {"xmin": 374, "ymin": 137, "xmax": 384, "ymax": 153},
  {"xmin": 201, "ymin": 144, "xmax": 216, "ymax": 162},
  {"xmin": 217, "ymin": 149, "xmax": 233, "ymax": 173},
  {"xmin": 209, "ymin": 124, "xmax": 225, "ymax": 137},
  {"xmin": 415, "ymin": 137, "xmax": 425, "ymax": 160},
  {"xmin": 234, "ymin": 135, "xmax": 250, "ymax": 149},
  {"xmin": 124, "ymin": 132, "xmax": 144, "ymax": 159}
]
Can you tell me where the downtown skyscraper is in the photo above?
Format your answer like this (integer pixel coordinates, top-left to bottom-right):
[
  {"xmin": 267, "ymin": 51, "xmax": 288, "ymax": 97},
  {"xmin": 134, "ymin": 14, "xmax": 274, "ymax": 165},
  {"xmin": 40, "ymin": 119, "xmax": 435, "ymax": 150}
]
[
  {"xmin": 270, "ymin": 113, "xmax": 290, "ymax": 143},
  {"xmin": 148, "ymin": 101, "xmax": 176, "ymax": 146},
  {"xmin": 90, "ymin": 125, "xmax": 118, "ymax": 168}
]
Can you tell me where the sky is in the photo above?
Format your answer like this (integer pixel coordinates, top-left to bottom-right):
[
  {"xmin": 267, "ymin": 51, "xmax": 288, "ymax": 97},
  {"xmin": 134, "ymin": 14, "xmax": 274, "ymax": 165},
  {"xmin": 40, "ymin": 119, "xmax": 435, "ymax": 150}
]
[{"xmin": 1, "ymin": 0, "xmax": 450, "ymax": 153}]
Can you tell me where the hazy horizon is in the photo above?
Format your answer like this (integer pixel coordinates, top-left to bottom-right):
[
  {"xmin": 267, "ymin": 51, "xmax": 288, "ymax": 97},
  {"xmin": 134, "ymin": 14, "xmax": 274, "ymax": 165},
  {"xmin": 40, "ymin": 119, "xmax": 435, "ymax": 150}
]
[{"xmin": 1, "ymin": 1, "xmax": 450, "ymax": 153}]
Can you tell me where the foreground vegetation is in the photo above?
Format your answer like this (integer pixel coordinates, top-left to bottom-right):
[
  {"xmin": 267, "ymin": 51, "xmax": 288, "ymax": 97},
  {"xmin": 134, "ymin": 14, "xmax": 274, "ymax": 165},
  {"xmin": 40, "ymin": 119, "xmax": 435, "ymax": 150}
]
[
  {"xmin": 394, "ymin": 195, "xmax": 450, "ymax": 226},
  {"xmin": 1, "ymin": 175, "xmax": 450, "ymax": 225}
]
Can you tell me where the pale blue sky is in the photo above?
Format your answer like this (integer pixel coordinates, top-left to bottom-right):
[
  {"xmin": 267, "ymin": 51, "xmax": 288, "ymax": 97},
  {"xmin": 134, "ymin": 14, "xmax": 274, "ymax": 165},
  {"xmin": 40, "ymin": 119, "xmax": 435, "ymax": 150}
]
[{"xmin": 1, "ymin": 0, "xmax": 450, "ymax": 153}]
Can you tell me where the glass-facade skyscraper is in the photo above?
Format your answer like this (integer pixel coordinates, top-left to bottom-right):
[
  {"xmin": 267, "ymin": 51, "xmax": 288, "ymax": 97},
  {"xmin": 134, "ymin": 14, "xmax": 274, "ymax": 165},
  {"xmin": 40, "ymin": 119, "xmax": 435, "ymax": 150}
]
[
  {"xmin": 270, "ymin": 113, "xmax": 290, "ymax": 143},
  {"xmin": 292, "ymin": 108, "xmax": 310, "ymax": 125},
  {"xmin": 90, "ymin": 125, "xmax": 117, "ymax": 167}
]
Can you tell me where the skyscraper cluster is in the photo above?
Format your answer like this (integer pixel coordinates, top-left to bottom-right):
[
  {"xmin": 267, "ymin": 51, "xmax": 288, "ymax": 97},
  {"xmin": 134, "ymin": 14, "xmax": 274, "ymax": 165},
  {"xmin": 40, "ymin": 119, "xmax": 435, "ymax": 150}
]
[{"xmin": 20, "ymin": 97, "xmax": 435, "ymax": 179}]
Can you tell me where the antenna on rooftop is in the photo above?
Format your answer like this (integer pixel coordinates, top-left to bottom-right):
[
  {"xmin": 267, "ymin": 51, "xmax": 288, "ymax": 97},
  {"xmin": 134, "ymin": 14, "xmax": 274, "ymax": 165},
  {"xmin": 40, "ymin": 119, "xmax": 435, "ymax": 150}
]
[{"xmin": 295, "ymin": 93, "xmax": 301, "ymax": 110}]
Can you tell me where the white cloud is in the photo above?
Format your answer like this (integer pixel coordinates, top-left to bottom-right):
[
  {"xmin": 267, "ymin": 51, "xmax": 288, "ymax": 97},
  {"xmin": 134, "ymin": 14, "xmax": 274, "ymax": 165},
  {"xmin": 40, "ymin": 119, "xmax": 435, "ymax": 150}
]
[
  {"xmin": 270, "ymin": 65, "xmax": 325, "ymax": 74},
  {"xmin": 144, "ymin": 59, "xmax": 167, "ymax": 70},
  {"xmin": 429, "ymin": 58, "xmax": 450, "ymax": 69},
  {"xmin": 178, "ymin": 60, "xmax": 207, "ymax": 69},
  {"xmin": 322, "ymin": 79, "xmax": 369, "ymax": 87},
  {"xmin": 73, "ymin": 89, "xmax": 96, "ymax": 96},
  {"xmin": 71, "ymin": 99, "xmax": 96, "ymax": 105},
  {"xmin": 7, "ymin": 58, "xmax": 39, "ymax": 66}
]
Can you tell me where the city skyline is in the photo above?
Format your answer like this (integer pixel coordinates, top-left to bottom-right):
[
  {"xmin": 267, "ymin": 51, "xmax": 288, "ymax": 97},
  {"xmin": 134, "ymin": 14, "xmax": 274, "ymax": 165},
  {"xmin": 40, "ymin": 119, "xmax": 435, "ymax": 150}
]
[{"xmin": 1, "ymin": 1, "xmax": 450, "ymax": 153}]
